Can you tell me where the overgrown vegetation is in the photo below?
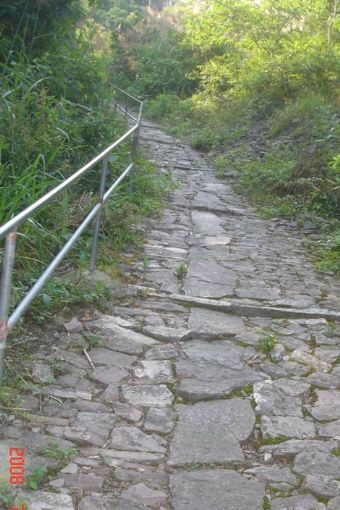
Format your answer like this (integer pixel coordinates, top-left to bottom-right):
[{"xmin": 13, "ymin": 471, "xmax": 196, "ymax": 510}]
[
  {"xmin": 109, "ymin": 0, "xmax": 340, "ymax": 272},
  {"xmin": 0, "ymin": 0, "xmax": 172, "ymax": 325}
]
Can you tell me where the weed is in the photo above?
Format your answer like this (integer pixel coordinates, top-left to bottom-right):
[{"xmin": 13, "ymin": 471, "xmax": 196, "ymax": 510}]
[
  {"xmin": 0, "ymin": 486, "xmax": 29, "ymax": 509},
  {"xmin": 256, "ymin": 335, "xmax": 277, "ymax": 353},
  {"xmin": 325, "ymin": 321, "xmax": 338, "ymax": 337},
  {"xmin": 272, "ymin": 319, "xmax": 290, "ymax": 328},
  {"xmin": 50, "ymin": 361, "xmax": 64, "ymax": 377},
  {"xmin": 261, "ymin": 436, "xmax": 288, "ymax": 446},
  {"xmin": 87, "ymin": 334, "xmax": 102, "ymax": 349},
  {"xmin": 42, "ymin": 442, "xmax": 78, "ymax": 461},
  {"xmin": 0, "ymin": 385, "xmax": 20, "ymax": 410},
  {"xmin": 25, "ymin": 466, "xmax": 47, "ymax": 490},
  {"xmin": 142, "ymin": 255, "xmax": 150, "ymax": 272},
  {"xmin": 263, "ymin": 500, "xmax": 271, "ymax": 510},
  {"xmin": 175, "ymin": 263, "xmax": 188, "ymax": 281},
  {"xmin": 0, "ymin": 483, "xmax": 15, "ymax": 509}
]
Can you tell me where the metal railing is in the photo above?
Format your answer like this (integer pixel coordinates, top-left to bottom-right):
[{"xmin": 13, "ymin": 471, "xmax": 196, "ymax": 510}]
[{"xmin": 0, "ymin": 85, "xmax": 143, "ymax": 380}]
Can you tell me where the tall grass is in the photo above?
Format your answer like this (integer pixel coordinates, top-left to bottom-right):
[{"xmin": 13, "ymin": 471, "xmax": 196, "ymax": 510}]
[{"xmin": 0, "ymin": 18, "xmax": 173, "ymax": 322}]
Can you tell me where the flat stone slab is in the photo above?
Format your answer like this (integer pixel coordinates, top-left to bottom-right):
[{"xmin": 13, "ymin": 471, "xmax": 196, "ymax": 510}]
[
  {"xmin": 291, "ymin": 349, "xmax": 330, "ymax": 372},
  {"xmin": 186, "ymin": 256, "xmax": 237, "ymax": 285},
  {"xmin": 169, "ymin": 399, "xmax": 254, "ymax": 467},
  {"xmin": 253, "ymin": 379, "xmax": 310, "ymax": 417},
  {"xmin": 15, "ymin": 491, "xmax": 75, "ymax": 510},
  {"xmin": 114, "ymin": 465, "xmax": 167, "ymax": 487},
  {"xmin": 205, "ymin": 235, "xmax": 232, "ymax": 246},
  {"xmin": 120, "ymin": 483, "xmax": 168, "ymax": 508},
  {"xmin": 88, "ymin": 348, "xmax": 136, "ymax": 368},
  {"xmin": 304, "ymin": 474, "xmax": 340, "ymax": 498},
  {"xmin": 170, "ymin": 294, "xmax": 340, "ymax": 321},
  {"xmin": 64, "ymin": 412, "xmax": 115, "ymax": 447},
  {"xmin": 47, "ymin": 349, "xmax": 89, "ymax": 370},
  {"xmin": 112, "ymin": 402, "xmax": 143, "ymax": 423},
  {"xmin": 171, "ymin": 469, "xmax": 265, "ymax": 510},
  {"xmin": 270, "ymin": 494, "xmax": 319, "ymax": 510},
  {"xmin": 294, "ymin": 449, "xmax": 340, "ymax": 477},
  {"xmin": 260, "ymin": 439, "xmax": 339, "ymax": 458},
  {"xmin": 110, "ymin": 426, "xmax": 165, "ymax": 454},
  {"xmin": 90, "ymin": 366, "xmax": 128, "ymax": 385},
  {"xmin": 79, "ymin": 495, "xmax": 144, "ymax": 510},
  {"xmin": 133, "ymin": 360, "xmax": 174, "ymax": 383},
  {"xmin": 121, "ymin": 384, "xmax": 174, "ymax": 407},
  {"xmin": 144, "ymin": 407, "xmax": 176, "ymax": 434},
  {"xmin": 144, "ymin": 344, "xmax": 179, "ymax": 360},
  {"xmin": 193, "ymin": 191, "xmax": 227, "ymax": 213},
  {"xmin": 310, "ymin": 390, "xmax": 340, "ymax": 421},
  {"xmin": 235, "ymin": 286, "xmax": 281, "ymax": 300},
  {"xmin": 175, "ymin": 340, "xmax": 260, "ymax": 401},
  {"xmin": 184, "ymin": 277, "xmax": 234, "ymax": 299},
  {"xmin": 261, "ymin": 416, "xmax": 316, "ymax": 440},
  {"xmin": 244, "ymin": 465, "xmax": 297, "ymax": 487},
  {"xmin": 142, "ymin": 326, "xmax": 192, "ymax": 342},
  {"xmin": 318, "ymin": 419, "xmax": 340, "ymax": 437},
  {"xmin": 103, "ymin": 449, "xmax": 164, "ymax": 466},
  {"xmin": 40, "ymin": 386, "xmax": 92, "ymax": 400},
  {"xmin": 184, "ymin": 257, "xmax": 237, "ymax": 298},
  {"xmin": 188, "ymin": 308, "xmax": 245, "ymax": 338},
  {"xmin": 61, "ymin": 473, "xmax": 104, "ymax": 491},
  {"xmin": 191, "ymin": 211, "xmax": 226, "ymax": 235},
  {"xmin": 91, "ymin": 315, "xmax": 158, "ymax": 354}
]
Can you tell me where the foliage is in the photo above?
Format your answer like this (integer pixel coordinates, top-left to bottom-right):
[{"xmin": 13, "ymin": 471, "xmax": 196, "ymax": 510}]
[
  {"xmin": 256, "ymin": 335, "xmax": 277, "ymax": 354},
  {"xmin": 107, "ymin": 0, "xmax": 340, "ymax": 272},
  {"xmin": 175, "ymin": 263, "xmax": 187, "ymax": 281},
  {"xmin": 0, "ymin": 0, "xmax": 174, "ymax": 326},
  {"xmin": 42, "ymin": 443, "xmax": 78, "ymax": 461},
  {"xmin": 25, "ymin": 466, "xmax": 47, "ymax": 490}
]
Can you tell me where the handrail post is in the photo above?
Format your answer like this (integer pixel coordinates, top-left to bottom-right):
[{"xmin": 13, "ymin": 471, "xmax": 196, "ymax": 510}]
[
  {"xmin": 90, "ymin": 158, "xmax": 109, "ymax": 271},
  {"xmin": 0, "ymin": 230, "xmax": 17, "ymax": 381},
  {"xmin": 129, "ymin": 107, "xmax": 142, "ymax": 195}
]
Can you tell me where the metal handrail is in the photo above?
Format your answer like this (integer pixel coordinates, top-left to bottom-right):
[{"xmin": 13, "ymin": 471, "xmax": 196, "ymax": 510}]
[{"xmin": 0, "ymin": 85, "xmax": 143, "ymax": 380}]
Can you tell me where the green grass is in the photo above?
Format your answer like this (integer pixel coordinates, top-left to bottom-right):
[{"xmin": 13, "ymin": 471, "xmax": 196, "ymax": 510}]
[
  {"xmin": 86, "ymin": 334, "xmax": 102, "ymax": 349},
  {"xmin": 261, "ymin": 436, "xmax": 288, "ymax": 445},
  {"xmin": 42, "ymin": 443, "xmax": 78, "ymax": 461},
  {"xmin": 25, "ymin": 466, "xmax": 47, "ymax": 491},
  {"xmin": 256, "ymin": 335, "xmax": 277, "ymax": 354},
  {"xmin": 325, "ymin": 321, "xmax": 338, "ymax": 337},
  {"xmin": 175, "ymin": 263, "xmax": 188, "ymax": 281},
  {"xmin": 21, "ymin": 278, "xmax": 112, "ymax": 325}
]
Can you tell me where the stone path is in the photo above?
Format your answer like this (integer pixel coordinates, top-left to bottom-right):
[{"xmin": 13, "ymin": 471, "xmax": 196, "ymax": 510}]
[{"xmin": 2, "ymin": 121, "xmax": 340, "ymax": 509}]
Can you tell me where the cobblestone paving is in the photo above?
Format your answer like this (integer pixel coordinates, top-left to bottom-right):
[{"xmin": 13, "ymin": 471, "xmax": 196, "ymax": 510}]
[{"xmin": 3, "ymin": 121, "xmax": 340, "ymax": 509}]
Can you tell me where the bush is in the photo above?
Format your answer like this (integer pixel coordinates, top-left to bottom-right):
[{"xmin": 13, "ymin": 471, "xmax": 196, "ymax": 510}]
[
  {"xmin": 145, "ymin": 94, "xmax": 181, "ymax": 120},
  {"xmin": 0, "ymin": 5, "xmax": 174, "ymax": 324}
]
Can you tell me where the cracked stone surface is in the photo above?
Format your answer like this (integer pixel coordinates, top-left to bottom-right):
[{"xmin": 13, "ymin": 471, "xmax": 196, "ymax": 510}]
[
  {"xmin": 3, "ymin": 118, "xmax": 340, "ymax": 509},
  {"xmin": 175, "ymin": 340, "xmax": 260, "ymax": 401},
  {"xmin": 171, "ymin": 470, "xmax": 265, "ymax": 510},
  {"xmin": 169, "ymin": 400, "xmax": 254, "ymax": 467}
]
